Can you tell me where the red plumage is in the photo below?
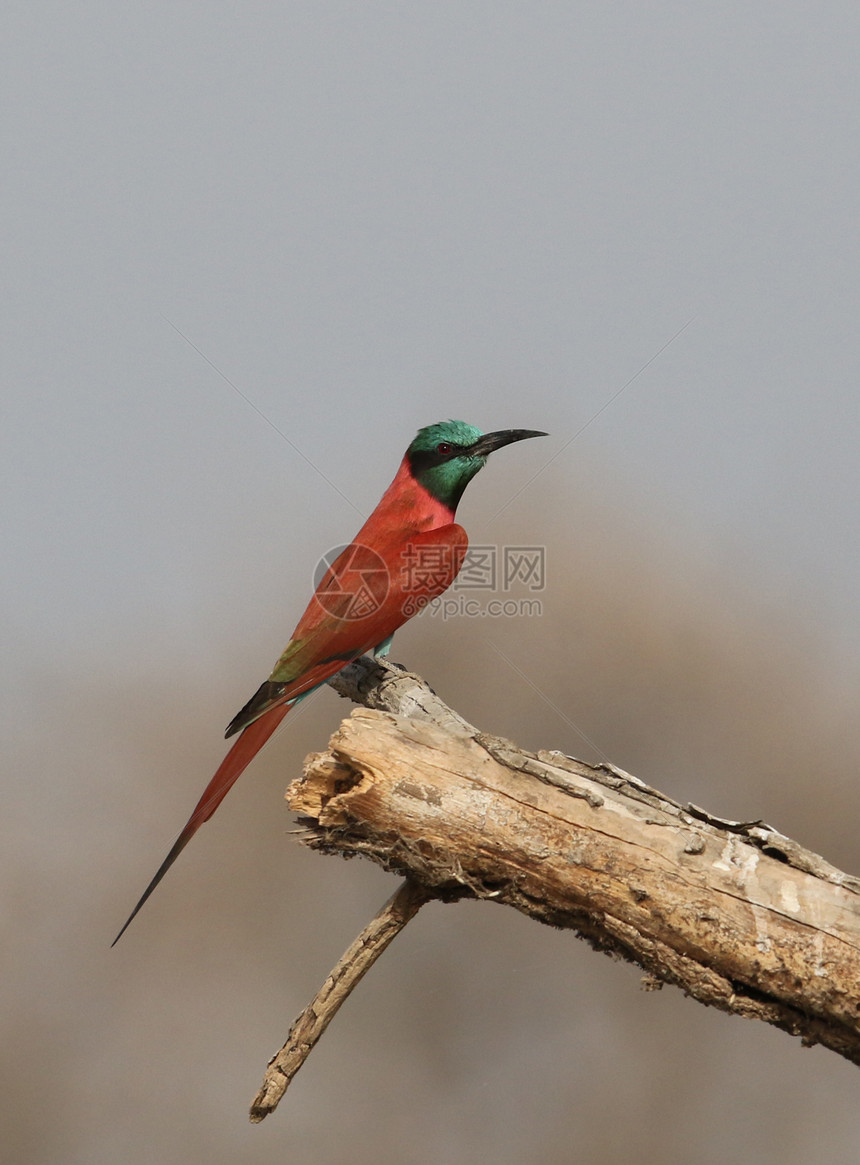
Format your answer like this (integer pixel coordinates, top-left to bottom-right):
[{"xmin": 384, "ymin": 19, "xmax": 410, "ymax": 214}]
[
  {"xmin": 112, "ymin": 463, "xmax": 465, "ymax": 944},
  {"xmin": 112, "ymin": 423, "xmax": 545, "ymax": 943}
]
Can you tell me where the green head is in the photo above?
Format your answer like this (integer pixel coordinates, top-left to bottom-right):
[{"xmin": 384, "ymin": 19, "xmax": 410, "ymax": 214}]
[{"xmin": 406, "ymin": 419, "xmax": 547, "ymax": 512}]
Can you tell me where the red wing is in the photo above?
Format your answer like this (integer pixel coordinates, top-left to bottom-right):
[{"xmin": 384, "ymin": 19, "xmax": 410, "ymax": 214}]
[
  {"xmin": 226, "ymin": 524, "xmax": 468, "ymax": 735},
  {"xmin": 113, "ymin": 525, "xmax": 468, "ymax": 944}
]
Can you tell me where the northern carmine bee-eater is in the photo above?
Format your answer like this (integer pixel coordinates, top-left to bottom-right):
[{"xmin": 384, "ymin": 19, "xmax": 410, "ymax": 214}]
[{"xmin": 113, "ymin": 420, "xmax": 546, "ymax": 944}]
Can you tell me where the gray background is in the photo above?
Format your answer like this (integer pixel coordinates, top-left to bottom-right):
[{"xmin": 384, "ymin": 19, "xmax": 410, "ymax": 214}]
[{"xmin": 5, "ymin": 3, "xmax": 860, "ymax": 1162}]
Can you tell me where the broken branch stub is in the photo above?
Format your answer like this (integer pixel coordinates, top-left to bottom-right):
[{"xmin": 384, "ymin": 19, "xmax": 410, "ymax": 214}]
[{"xmin": 249, "ymin": 877, "xmax": 431, "ymax": 1122}]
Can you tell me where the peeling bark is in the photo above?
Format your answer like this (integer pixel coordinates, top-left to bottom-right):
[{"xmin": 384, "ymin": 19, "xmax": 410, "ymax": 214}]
[
  {"xmin": 251, "ymin": 657, "xmax": 860, "ymax": 1121},
  {"xmin": 312, "ymin": 659, "xmax": 860, "ymax": 1065}
]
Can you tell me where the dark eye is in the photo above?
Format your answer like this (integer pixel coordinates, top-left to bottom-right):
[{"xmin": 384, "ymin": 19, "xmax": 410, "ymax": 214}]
[{"xmin": 437, "ymin": 442, "xmax": 452, "ymax": 455}]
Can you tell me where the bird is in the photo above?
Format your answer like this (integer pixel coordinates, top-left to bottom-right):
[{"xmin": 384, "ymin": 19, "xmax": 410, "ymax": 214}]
[{"xmin": 112, "ymin": 420, "xmax": 547, "ymax": 944}]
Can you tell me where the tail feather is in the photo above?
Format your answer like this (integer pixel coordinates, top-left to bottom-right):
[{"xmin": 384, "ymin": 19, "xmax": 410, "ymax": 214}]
[{"xmin": 111, "ymin": 703, "xmax": 291, "ymax": 946}]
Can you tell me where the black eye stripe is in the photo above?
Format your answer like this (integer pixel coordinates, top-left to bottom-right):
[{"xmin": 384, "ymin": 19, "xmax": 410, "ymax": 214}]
[{"xmin": 407, "ymin": 441, "xmax": 470, "ymax": 476}]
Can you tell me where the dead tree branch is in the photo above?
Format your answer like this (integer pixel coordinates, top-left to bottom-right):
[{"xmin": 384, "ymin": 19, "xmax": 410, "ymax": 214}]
[
  {"xmin": 249, "ymin": 877, "xmax": 431, "ymax": 1122},
  {"xmin": 251, "ymin": 657, "xmax": 860, "ymax": 1119}
]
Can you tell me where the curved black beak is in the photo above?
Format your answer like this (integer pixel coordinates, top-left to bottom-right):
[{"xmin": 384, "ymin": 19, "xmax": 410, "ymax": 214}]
[{"xmin": 469, "ymin": 429, "xmax": 548, "ymax": 457}]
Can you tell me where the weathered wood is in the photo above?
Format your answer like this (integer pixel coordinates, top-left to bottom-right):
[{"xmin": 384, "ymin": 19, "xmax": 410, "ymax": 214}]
[
  {"xmin": 249, "ymin": 877, "xmax": 431, "ymax": 1122},
  {"xmin": 250, "ymin": 657, "xmax": 860, "ymax": 1122},
  {"xmin": 300, "ymin": 659, "xmax": 860, "ymax": 1066}
]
